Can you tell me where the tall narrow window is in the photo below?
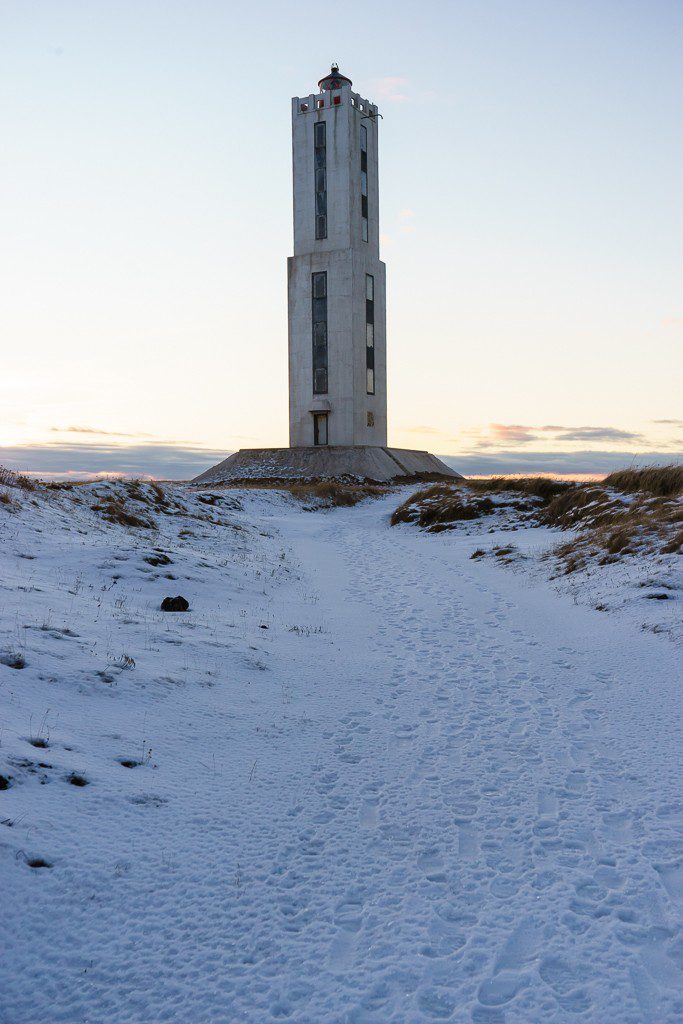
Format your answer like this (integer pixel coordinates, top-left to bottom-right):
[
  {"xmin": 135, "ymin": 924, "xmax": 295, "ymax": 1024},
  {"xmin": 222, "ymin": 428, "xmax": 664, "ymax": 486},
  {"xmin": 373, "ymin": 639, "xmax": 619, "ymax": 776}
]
[
  {"xmin": 365, "ymin": 274, "xmax": 375, "ymax": 394},
  {"xmin": 312, "ymin": 272, "xmax": 328, "ymax": 394},
  {"xmin": 314, "ymin": 121, "xmax": 327, "ymax": 239},
  {"xmin": 360, "ymin": 124, "xmax": 368, "ymax": 242}
]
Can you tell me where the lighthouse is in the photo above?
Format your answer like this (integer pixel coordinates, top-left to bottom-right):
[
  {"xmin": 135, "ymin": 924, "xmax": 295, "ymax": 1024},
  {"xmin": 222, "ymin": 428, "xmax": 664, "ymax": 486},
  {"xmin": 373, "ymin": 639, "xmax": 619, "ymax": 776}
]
[
  {"xmin": 192, "ymin": 66, "xmax": 459, "ymax": 485},
  {"xmin": 288, "ymin": 65, "xmax": 387, "ymax": 448}
]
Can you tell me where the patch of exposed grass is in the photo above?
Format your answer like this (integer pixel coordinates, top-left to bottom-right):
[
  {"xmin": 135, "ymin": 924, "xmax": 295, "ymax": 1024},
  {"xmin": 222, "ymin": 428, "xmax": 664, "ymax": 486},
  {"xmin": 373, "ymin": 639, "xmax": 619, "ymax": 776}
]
[
  {"xmin": 67, "ymin": 773, "xmax": 89, "ymax": 787},
  {"xmin": 603, "ymin": 464, "xmax": 683, "ymax": 498},
  {"xmin": 0, "ymin": 466, "xmax": 36, "ymax": 491},
  {"xmin": 45, "ymin": 481, "xmax": 76, "ymax": 491},
  {"xmin": 288, "ymin": 481, "xmax": 387, "ymax": 508},
  {"xmin": 390, "ymin": 467, "xmax": 681, "ymax": 579},
  {"xmin": 143, "ymin": 552, "xmax": 173, "ymax": 567},
  {"xmin": 91, "ymin": 498, "xmax": 155, "ymax": 529},
  {"xmin": 467, "ymin": 476, "xmax": 571, "ymax": 504},
  {"xmin": 549, "ymin": 490, "xmax": 682, "ymax": 573},
  {"xmin": 540, "ymin": 487, "xmax": 622, "ymax": 530},
  {"xmin": 0, "ymin": 651, "xmax": 26, "ymax": 670},
  {"xmin": 661, "ymin": 530, "xmax": 683, "ymax": 555},
  {"xmin": 391, "ymin": 485, "xmax": 495, "ymax": 530}
]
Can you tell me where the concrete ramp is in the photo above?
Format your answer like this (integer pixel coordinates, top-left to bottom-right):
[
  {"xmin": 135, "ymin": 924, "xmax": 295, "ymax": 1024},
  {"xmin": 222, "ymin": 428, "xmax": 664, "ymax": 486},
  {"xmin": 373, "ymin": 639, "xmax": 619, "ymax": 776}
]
[{"xmin": 191, "ymin": 446, "xmax": 461, "ymax": 485}]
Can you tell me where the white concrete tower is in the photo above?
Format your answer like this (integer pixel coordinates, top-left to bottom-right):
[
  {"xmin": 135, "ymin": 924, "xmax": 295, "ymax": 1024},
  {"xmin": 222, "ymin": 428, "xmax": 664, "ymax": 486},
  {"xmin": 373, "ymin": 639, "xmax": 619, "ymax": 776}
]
[{"xmin": 288, "ymin": 65, "xmax": 387, "ymax": 448}]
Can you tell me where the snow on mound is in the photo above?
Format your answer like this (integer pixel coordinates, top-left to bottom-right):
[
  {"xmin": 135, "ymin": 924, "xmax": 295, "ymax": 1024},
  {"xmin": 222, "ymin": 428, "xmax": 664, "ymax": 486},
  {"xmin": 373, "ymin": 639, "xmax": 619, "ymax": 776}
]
[
  {"xmin": 1, "ymin": 481, "xmax": 681, "ymax": 1022},
  {"xmin": 390, "ymin": 478, "xmax": 682, "ymax": 639}
]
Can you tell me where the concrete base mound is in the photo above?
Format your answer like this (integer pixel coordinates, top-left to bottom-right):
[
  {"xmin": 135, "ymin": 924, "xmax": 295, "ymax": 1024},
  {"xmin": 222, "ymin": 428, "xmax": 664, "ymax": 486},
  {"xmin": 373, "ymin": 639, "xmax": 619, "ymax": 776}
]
[{"xmin": 191, "ymin": 446, "xmax": 461, "ymax": 486}]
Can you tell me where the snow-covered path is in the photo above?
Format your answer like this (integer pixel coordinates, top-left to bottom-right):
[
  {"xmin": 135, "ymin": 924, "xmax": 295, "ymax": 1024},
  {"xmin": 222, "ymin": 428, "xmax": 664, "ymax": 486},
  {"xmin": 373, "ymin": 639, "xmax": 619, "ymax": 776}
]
[
  {"xmin": 254, "ymin": 495, "xmax": 681, "ymax": 1024},
  {"xmin": 1, "ymin": 488, "xmax": 681, "ymax": 1023}
]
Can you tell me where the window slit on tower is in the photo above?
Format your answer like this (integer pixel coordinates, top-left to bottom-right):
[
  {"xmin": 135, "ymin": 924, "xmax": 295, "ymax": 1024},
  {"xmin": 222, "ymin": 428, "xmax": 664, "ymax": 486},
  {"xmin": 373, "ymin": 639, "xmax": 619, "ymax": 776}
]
[
  {"xmin": 314, "ymin": 121, "xmax": 327, "ymax": 240},
  {"xmin": 312, "ymin": 272, "xmax": 328, "ymax": 395},
  {"xmin": 365, "ymin": 274, "xmax": 375, "ymax": 395},
  {"xmin": 360, "ymin": 124, "xmax": 368, "ymax": 242}
]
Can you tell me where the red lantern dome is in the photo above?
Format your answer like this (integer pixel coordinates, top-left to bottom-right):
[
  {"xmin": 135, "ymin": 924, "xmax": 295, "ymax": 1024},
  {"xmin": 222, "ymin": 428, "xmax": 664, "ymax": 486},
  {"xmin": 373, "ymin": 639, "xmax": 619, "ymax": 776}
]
[{"xmin": 318, "ymin": 63, "xmax": 353, "ymax": 92}]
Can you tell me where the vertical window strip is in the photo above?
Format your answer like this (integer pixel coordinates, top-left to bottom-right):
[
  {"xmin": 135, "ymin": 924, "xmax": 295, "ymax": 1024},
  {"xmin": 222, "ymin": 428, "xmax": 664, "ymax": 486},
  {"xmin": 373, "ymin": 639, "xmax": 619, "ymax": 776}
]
[
  {"xmin": 365, "ymin": 274, "xmax": 375, "ymax": 395},
  {"xmin": 312, "ymin": 272, "xmax": 328, "ymax": 395},
  {"xmin": 360, "ymin": 124, "xmax": 368, "ymax": 242},
  {"xmin": 314, "ymin": 121, "xmax": 327, "ymax": 239}
]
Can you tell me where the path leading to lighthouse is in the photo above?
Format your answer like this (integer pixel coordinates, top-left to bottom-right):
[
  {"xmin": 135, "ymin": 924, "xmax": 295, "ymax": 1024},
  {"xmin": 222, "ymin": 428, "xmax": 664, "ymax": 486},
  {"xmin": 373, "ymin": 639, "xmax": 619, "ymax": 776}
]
[
  {"xmin": 261, "ymin": 494, "xmax": 682, "ymax": 1024},
  {"xmin": 0, "ymin": 484, "xmax": 680, "ymax": 1023}
]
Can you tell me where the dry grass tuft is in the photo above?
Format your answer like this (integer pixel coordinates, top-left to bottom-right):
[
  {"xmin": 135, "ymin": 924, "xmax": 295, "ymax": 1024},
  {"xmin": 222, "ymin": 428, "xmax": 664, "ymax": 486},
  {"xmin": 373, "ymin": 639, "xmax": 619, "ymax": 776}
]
[
  {"xmin": 391, "ymin": 477, "xmax": 572, "ymax": 534},
  {"xmin": 91, "ymin": 497, "xmax": 155, "ymax": 529},
  {"xmin": 124, "ymin": 480, "xmax": 185, "ymax": 514},
  {"xmin": 288, "ymin": 481, "xmax": 387, "ymax": 508},
  {"xmin": 548, "ymin": 490, "xmax": 682, "ymax": 572},
  {"xmin": 603, "ymin": 464, "xmax": 683, "ymax": 498},
  {"xmin": 89, "ymin": 480, "xmax": 185, "ymax": 527},
  {"xmin": 0, "ymin": 466, "xmax": 36, "ymax": 491},
  {"xmin": 390, "ymin": 467, "xmax": 682, "ymax": 575},
  {"xmin": 467, "ymin": 476, "xmax": 570, "ymax": 504},
  {"xmin": 391, "ymin": 485, "xmax": 495, "ymax": 530},
  {"xmin": 541, "ymin": 487, "xmax": 622, "ymax": 530}
]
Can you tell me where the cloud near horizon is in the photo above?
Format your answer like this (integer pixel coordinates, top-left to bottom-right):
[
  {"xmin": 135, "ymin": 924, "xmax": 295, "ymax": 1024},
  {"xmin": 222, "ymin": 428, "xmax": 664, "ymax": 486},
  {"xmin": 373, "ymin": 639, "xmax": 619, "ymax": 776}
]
[
  {"xmin": 440, "ymin": 450, "xmax": 682, "ymax": 477},
  {"xmin": 1, "ymin": 443, "xmax": 229, "ymax": 481},
  {"xmin": 457, "ymin": 423, "xmax": 653, "ymax": 449},
  {"xmin": 1, "ymin": 442, "xmax": 680, "ymax": 482},
  {"xmin": 50, "ymin": 425, "xmax": 155, "ymax": 438},
  {"xmin": 549, "ymin": 426, "xmax": 644, "ymax": 443}
]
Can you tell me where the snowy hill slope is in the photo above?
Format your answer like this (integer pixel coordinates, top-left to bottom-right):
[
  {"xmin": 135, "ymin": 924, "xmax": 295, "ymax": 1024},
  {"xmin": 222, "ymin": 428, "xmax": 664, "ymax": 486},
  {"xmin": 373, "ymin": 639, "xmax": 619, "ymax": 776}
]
[{"xmin": 1, "ymin": 481, "xmax": 681, "ymax": 1023}]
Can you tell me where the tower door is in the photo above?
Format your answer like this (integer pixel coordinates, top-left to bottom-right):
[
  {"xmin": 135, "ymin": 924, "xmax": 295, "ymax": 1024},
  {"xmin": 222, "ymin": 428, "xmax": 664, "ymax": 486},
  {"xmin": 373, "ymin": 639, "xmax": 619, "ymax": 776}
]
[{"xmin": 313, "ymin": 413, "xmax": 329, "ymax": 446}]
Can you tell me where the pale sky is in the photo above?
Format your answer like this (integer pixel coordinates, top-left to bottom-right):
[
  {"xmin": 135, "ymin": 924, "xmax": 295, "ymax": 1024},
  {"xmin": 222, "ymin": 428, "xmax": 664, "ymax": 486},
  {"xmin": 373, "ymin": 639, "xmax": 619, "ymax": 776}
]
[{"xmin": 1, "ymin": 0, "xmax": 681, "ymax": 477}]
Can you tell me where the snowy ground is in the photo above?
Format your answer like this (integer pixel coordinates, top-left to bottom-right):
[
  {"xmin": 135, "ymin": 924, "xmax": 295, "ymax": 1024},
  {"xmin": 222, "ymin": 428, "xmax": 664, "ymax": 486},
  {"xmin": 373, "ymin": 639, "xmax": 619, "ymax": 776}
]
[{"xmin": 0, "ymin": 484, "xmax": 681, "ymax": 1023}]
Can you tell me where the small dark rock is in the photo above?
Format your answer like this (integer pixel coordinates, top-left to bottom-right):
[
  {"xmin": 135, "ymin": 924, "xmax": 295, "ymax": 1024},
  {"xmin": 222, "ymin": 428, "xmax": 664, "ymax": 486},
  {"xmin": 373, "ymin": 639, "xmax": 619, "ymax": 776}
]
[
  {"xmin": 645, "ymin": 593, "xmax": 670, "ymax": 601},
  {"xmin": 27, "ymin": 858, "xmax": 52, "ymax": 869},
  {"xmin": 0, "ymin": 775, "xmax": 11, "ymax": 791},
  {"xmin": 161, "ymin": 596, "xmax": 189, "ymax": 612}
]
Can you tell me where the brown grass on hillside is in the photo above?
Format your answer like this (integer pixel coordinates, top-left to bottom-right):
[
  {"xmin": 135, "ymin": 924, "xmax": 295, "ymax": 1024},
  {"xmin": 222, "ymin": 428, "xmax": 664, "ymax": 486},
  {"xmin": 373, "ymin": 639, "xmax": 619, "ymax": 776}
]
[
  {"xmin": 467, "ymin": 477, "xmax": 571, "ymax": 504},
  {"xmin": 390, "ymin": 470, "xmax": 682, "ymax": 570},
  {"xmin": 288, "ymin": 481, "xmax": 387, "ymax": 508},
  {"xmin": 91, "ymin": 497, "xmax": 155, "ymax": 529},
  {"xmin": 0, "ymin": 466, "xmax": 36, "ymax": 491},
  {"xmin": 392, "ymin": 478, "xmax": 575, "ymax": 533},
  {"xmin": 549, "ymin": 492, "xmax": 682, "ymax": 572},
  {"xmin": 602, "ymin": 465, "xmax": 683, "ymax": 498},
  {"xmin": 540, "ymin": 487, "xmax": 623, "ymax": 530},
  {"xmin": 391, "ymin": 485, "xmax": 496, "ymax": 531}
]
